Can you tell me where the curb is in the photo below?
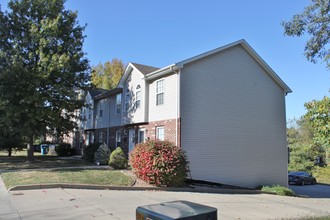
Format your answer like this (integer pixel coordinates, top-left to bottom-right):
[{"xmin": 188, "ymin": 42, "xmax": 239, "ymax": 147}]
[{"xmin": 8, "ymin": 183, "xmax": 265, "ymax": 195}]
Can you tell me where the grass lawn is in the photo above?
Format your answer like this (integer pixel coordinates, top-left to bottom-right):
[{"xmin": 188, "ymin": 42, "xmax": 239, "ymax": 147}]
[
  {"xmin": 1, "ymin": 149, "xmax": 135, "ymax": 189},
  {"xmin": 0, "ymin": 149, "xmax": 93, "ymax": 171},
  {"xmin": 1, "ymin": 169, "xmax": 135, "ymax": 188}
]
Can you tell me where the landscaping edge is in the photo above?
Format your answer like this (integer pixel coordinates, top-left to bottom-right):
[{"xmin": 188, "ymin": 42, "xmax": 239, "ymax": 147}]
[{"xmin": 7, "ymin": 183, "xmax": 278, "ymax": 196}]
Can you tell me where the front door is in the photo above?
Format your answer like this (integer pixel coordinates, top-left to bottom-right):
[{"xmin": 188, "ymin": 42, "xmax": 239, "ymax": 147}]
[{"xmin": 128, "ymin": 129, "xmax": 135, "ymax": 152}]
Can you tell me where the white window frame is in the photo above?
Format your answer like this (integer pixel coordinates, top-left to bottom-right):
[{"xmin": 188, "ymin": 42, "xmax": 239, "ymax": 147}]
[
  {"xmin": 136, "ymin": 91, "xmax": 141, "ymax": 109},
  {"xmin": 138, "ymin": 128, "xmax": 145, "ymax": 143},
  {"xmin": 156, "ymin": 79, "xmax": 164, "ymax": 106},
  {"xmin": 99, "ymin": 131, "xmax": 103, "ymax": 143},
  {"xmin": 116, "ymin": 130, "xmax": 122, "ymax": 147},
  {"xmin": 116, "ymin": 93, "xmax": 121, "ymax": 114},
  {"xmin": 156, "ymin": 126, "xmax": 165, "ymax": 141},
  {"xmin": 125, "ymin": 88, "xmax": 130, "ymax": 112},
  {"xmin": 98, "ymin": 101, "xmax": 103, "ymax": 117}
]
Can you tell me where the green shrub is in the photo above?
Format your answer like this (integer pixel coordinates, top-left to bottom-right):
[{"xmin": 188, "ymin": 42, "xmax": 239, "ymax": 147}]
[
  {"xmin": 94, "ymin": 143, "xmax": 111, "ymax": 165},
  {"xmin": 83, "ymin": 143, "xmax": 99, "ymax": 162},
  {"xmin": 261, "ymin": 185, "xmax": 296, "ymax": 197},
  {"xmin": 313, "ymin": 166, "xmax": 330, "ymax": 184},
  {"xmin": 109, "ymin": 147, "xmax": 128, "ymax": 169},
  {"xmin": 55, "ymin": 143, "xmax": 75, "ymax": 156},
  {"xmin": 129, "ymin": 140, "xmax": 189, "ymax": 187}
]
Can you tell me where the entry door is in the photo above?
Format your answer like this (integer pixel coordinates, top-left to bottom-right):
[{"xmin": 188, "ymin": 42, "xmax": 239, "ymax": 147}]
[{"xmin": 128, "ymin": 129, "xmax": 136, "ymax": 152}]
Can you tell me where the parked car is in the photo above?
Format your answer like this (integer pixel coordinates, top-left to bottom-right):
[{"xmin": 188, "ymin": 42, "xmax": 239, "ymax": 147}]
[{"xmin": 288, "ymin": 171, "xmax": 317, "ymax": 185}]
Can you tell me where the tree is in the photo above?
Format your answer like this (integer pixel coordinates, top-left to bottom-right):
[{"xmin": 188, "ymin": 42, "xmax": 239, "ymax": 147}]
[
  {"xmin": 91, "ymin": 59, "xmax": 125, "ymax": 90},
  {"xmin": 0, "ymin": 0, "xmax": 90, "ymax": 161},
  {"xmin": 287, "ymin": 118, "xmax": 324, "ymax": 171},
  {"xmin": 0, "ymin": 125, "xmax": 25, "ymax": 156},
  {"xmin": 282, "ymin": 0, "xmax": 330, "ymax": 68},
  {"xmin": 304, "ymin": 96, "xmax": 330, "ymax": 161}
]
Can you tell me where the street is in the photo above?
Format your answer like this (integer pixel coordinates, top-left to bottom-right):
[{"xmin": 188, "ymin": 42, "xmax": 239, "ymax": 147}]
[
  {"xmin": 6, "ymin": 188, "xmax": 330, "ymax": 220},
  {"xmin": 290, "ymin": 183, "xmax": 330, "ymax": 198}
]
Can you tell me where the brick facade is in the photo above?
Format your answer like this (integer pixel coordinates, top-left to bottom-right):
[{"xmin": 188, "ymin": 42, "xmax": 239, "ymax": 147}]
[
  {"xmin": 142, "ymin": 118, "xmax": 180, "ymax": 147},
  {"xmin": 83, "ymin": 118, "xmax": 180, "ymax": 157}
]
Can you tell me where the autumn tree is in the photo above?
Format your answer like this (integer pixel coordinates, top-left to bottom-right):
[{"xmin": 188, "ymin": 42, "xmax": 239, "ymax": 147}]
[
  {"xmin": 91, "ymin": 59, "xmax": 125, "ymax": 90},
  {"xmin": 282, "ymin": 0, "xmax": 330, "ymax": 68},
  {"xmin": 0, "ymin": 0, "xmax": 90, "ymax": 161}
]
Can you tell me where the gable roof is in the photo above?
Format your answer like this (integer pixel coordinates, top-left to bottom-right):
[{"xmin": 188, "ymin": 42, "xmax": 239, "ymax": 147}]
[
  {"xmin": 118, "ymin": 62, "xmax": 160, "ymax": 88},
  {"xmin": 88, "ymin": 89, "xmax": 109, "ymax": 98},
  {"xmin": 131, "ymin": 62, "xmax": 159, "ymax": 75},
  {"xmin": 146, "ymin": 39, "xmax": 292, "ymax": 94},
  {"xmin": 94, "ymin": 88, "xmax": 122, "ymax": 100}
]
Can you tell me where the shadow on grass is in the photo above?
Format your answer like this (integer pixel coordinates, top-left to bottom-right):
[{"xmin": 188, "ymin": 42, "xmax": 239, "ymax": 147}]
[{"xmin": 0, "ymin": 155, "xmax": 94, "ymax": 171}]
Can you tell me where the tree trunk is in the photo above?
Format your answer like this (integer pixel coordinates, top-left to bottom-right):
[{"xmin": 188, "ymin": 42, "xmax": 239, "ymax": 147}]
[
  {"xmin": 27, "ymin": 136, "xmax": 34, "ymax": 162},
  {"xmin": 8, "ymin": 148, "xmax": 12, "ymax": 157}
]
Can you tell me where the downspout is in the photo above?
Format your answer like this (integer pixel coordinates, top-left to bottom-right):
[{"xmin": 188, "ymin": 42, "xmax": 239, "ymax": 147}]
[{"xmin": 175, "ymin": 69, "xmax": 181, "ymax": 147}]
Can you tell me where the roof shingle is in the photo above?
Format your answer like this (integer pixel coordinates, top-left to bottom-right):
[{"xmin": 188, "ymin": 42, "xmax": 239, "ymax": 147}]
[{"xmin": 131, "ymin": 63, "xmax": 159, "ymax": 75}]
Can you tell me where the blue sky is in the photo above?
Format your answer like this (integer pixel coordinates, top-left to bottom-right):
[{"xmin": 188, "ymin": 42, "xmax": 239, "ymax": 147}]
[{"xmin": 2, "ymin": 0, "xmax": 330, "ymax": 120}]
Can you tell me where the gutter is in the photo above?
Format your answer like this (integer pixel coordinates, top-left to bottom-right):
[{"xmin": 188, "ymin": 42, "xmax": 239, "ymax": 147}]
[{"xmin": 145, "ymin": 64, "xmax": 179, "ymax": 81}]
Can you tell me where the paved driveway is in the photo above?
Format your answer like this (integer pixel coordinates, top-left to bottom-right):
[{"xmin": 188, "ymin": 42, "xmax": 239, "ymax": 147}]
[
  {"xmin": 290, "ymin": 184, "xmax": 330, "ymax": 198},
  {"xmin": 6, "ymin": 188, "xmax": 330, "ymax": 220}
]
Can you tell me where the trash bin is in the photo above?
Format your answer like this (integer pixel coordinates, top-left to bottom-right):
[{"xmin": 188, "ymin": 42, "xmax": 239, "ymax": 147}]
[
  {"xmin": 136, "ymin": 200, "xmax": 217, "ymax": 220},
  {"xmin": 41, "ymin": 144, "xmax": 49, "ymax": 155}
]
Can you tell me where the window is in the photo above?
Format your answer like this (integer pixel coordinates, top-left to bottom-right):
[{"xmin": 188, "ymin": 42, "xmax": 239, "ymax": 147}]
[
  {"xmin": 98, "ymin": 101, "xmax": 103, "ymax": 117},
  {"xmin": 136, "ymin": 91, "xmax": 141, "ymax": 109},
  {"xmin": 138, "ymin": 128, "xmax": 145, "ymax": 143},
  {"xmin": 116, "ymin": 94, "xmax": 121, "ymax": 114},
  {"xmin": 86, "ymin": 132, "xmax": 90, "ymax": 145},
  {"xmin": 156, "ymin": 126, "xmax": 165, "ymax": 141},
  {"xmin": 91, "ymin": 132, "xmax": 95, "ymax": 144},
  {"xmin": 125, "ymin": 95, "xmax": 130, "ymax": 111},
  {"xmin": 88, "ymin": 100, "xmax": 93, "ymax": 119},
  {"xmin": 125, "ymin": 88, "xmax": 130, "ymax": 112},
  {"xmin": 99, "ymin": 132, "xmax": 103, "ymax": 143},
  {"xmin": 156, "ymin": 79, "xmax": 164, "ymax": 105},
  {"xmin": 116, "ymin": 130, "xmax": 121, "ymax": 147}
]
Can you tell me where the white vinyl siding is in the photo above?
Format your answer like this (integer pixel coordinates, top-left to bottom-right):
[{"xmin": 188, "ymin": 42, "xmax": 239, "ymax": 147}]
[
  {"xmin": 95, "ymin": 98, "xmax": 110, "ymax": 129},
  {"xmin": 148, "ymin": 73, "xmax": 178, "ymax": 121},
  {"xmin": 82, "ymin": 93, "xmax": 94, "ymax": 130},
  {"xmin": 123, "ymin": 69, "xmax": 147, "ymax": 124},
  {"xmin": 180, "ymin": 45, "xmax": 288, "ymax": 188},
  {"xmin": 136, "ymin": 91, "xmax": 141, "ymax": 108},
  {"xmin": 109, "ymin": 93, "xmax": 122, "ymax": 127}
]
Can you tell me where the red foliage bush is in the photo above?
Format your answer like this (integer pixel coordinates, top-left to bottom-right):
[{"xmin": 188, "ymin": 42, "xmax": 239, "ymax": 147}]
[{"xmin": 129, "ymin": 140, "xmax": 188, "ymax": 187}]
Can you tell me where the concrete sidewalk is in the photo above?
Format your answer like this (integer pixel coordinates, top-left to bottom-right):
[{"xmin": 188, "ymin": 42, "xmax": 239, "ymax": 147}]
[
  {"xmin": 0, "ymin": 177, "xmax": 20, "ymax": 220},
  {"xmin": 6, "ymin": 188, "xmax": 330, "ymax": 220}
]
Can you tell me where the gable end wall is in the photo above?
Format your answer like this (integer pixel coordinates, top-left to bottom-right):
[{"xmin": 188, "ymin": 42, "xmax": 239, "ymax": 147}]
[{"xmin": 180, "ymin": 45, "xmax": 288, "ymax": 188}]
